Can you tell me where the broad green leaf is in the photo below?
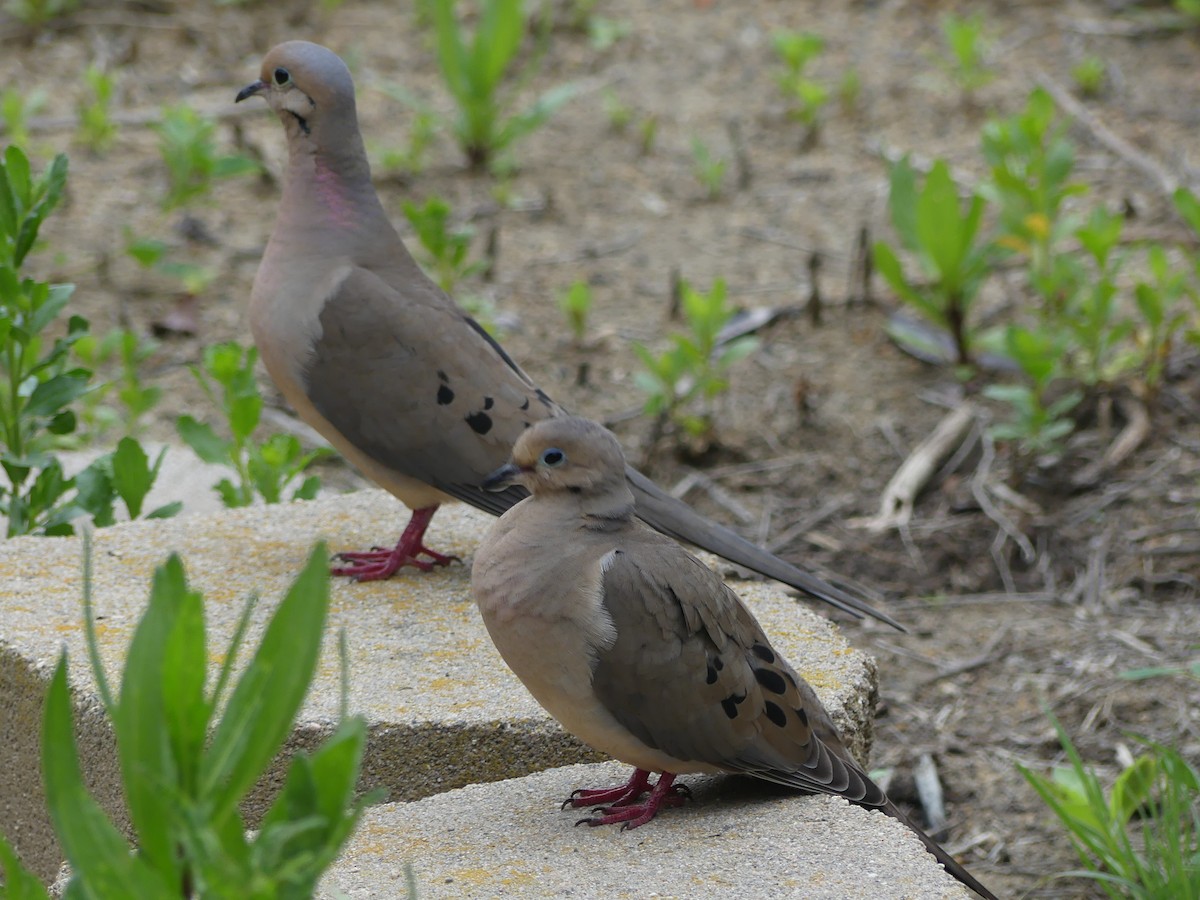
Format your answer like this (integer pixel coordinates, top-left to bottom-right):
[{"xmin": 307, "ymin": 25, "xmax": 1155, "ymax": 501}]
[
  {"xmin": 161, "ymin": 583, "xmax": 210, "ymax": 797},
  {"xmin": 228, "ymin": 394, "xmax": 262, "ymax": 443},
  {"xmin": 200, "ymin": 545, "xmax": 330, "ymax": 824},
  {"xmin": 177, "ymin": 415, "xmax": 231, "ymax": 465},
  {"xmin": 887, "ymin": 156, "xmax": 920, "ymax": 251},
  {"xmin": 0, "ymin": 834, "xmax": 52, "ymax": 899},
  {"xmin": 1173, "ymin": 187, "xmax": 1200, "ymax": 237},
  {"xmin": 43, "ymin": 654, "xmax": 173, "ymax": 897},
  {"xmin": 111, "ymin": 437, "xmax": 152, "ymax": 519},
  {"xmin": 1109, "ymin": 754, "xmax": 1157, "ymax": 825},
  {"xmin": 23, "ymin": 372, "xmax": 89, "ymax": 419},
  {"xmin": 916, "ymin": 161, "xmax": 966, "ymax": 284},
  {"xmin": 114, "ymin": 556, "xmax": 190, "ymax": 882}
]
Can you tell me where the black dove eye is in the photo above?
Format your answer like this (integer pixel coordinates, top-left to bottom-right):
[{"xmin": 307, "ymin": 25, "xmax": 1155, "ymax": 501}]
[
  {"xmin": 273, "ymin": 67, "xmax": 291, "ymax": 86},
  {"xmin": 540, "ymin": 448, "xmax": 565, "ymax": 467}
]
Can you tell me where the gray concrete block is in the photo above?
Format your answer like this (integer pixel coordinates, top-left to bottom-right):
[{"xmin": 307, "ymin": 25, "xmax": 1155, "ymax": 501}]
[{"xmin": 0, "ymin": 490, "xmax": 877, "ymax": 885}]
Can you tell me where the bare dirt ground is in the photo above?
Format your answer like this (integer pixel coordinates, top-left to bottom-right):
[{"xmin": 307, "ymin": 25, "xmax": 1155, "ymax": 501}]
[{"xmin": 4, "ymin": 0, "xmax": 1200, "ymax": 896}]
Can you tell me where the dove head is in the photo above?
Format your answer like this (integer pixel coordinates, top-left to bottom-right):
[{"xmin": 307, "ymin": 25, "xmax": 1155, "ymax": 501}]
[
  {"xmin": 484, "ymin": 417, "xmax": 632, "ymax": 500},
  {"xmin": 237, "ymin": 41, "xmax": 361, "ymax": 152}
]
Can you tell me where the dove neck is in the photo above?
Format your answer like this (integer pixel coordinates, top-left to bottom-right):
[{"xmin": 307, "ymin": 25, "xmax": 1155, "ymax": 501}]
[
  {"xmin": 577, "ymin": 485, "xmax": 637, "ymax": 531},
  {"xmin": 281, "ymin": 123, "xmax": 385, "ymax": 234}
]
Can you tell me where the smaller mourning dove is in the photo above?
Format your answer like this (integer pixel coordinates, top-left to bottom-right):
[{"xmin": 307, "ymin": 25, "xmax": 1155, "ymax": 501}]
[
  {"xmin": 471, "ymin": 417, "xmax": 997, "ymax": 900},
  {"xmin": 235, "ymin": 41, "xmax": 903, "ymax": 631}
]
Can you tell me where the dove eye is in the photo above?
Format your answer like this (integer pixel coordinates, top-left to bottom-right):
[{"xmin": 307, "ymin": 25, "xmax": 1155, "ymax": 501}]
[
  {"xmin": 273, "ymin": 67, "xmax": 291, "ymax": 86},
  {"xmin": 540, "ymin": 448, "xmax": 565, "ymax": 467}
]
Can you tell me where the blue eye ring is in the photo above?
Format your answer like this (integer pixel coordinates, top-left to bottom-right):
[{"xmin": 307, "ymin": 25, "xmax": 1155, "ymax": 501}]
[{"xmin": 540, "ymin": 448, "xmax": 565, "ymax": 467}]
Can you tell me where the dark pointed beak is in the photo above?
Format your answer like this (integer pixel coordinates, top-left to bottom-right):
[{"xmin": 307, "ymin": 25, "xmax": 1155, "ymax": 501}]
[
  {"xmin": 481, "ymin": 462, "xmax": 524, "ymax": 492},
  {"xmin": 235, "ymin": 80, "xmax": 267, "ymax": 103}
]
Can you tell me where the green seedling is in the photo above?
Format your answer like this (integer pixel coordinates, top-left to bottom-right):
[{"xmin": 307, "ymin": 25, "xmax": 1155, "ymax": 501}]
[
  {"xmin": 633, "ymin": 278, "xmax": 759, "ymax": 442},
  {"xmin": 772, "ymin": 30, "xmax": 830, "ymax": 138},
  {"xmin": 983, "ymin": 325, "xmax": 1081, "ymax": 457},
  {"xmin": 874, "ymin": 157, "xmax": 992, "ymax": 366},
  {"xmin": 938, "ymin": 12, "xmax": 994, "ymax": 95},
  {"xmin": 558, "ymin": 280, "xmax": 593, "ymax": 345},
  {"xmin": 838, "ymin": 67, "xmax": 862, "ymax": 114},
  {"xmin": 982, "ymin": 87, "xmax": 1088, "ymax": 290},
  {"xmin": 602, "ymin": 89, "xmax": 632, "ymax": 133},
  {"xmin": 402, "ymin": 196, "xmax": 486, "ymax": 293},
  {"xmin": 0, "ymin": 87, "xmax": 47, "ymax": 151},
  {"xmin": 0, "ymin": 147, "xmax": 174, "ymax": 534},
  {"xmin": 374, "ymin": 84, "xmax": 440, "ymax": 177},
  {"xmin": 638, "ymin": 114, "xmax": 658, "ymax": 156},
  {"xmin": 2, "ymin": 0, "xmax": 79, "ymax": 28},
  {"xmin": 76, "ymin": 65, "xmax": 118, "ymax": 154},
  {"xmin": 426, "ymin": 0, "xmax": 578, "ymax": 170},
  {"xmin": 690, "ymin": 137, "xmax": 727, "ymax": 200},
  {"xmin": 1072, "ymin": 56, "xmax": 1107, "ymax": 98},
  {"xmin": 73, "ymin": 328, "xmax": 162, "ymax": 439},
  {"xmin": 1133, "ymin": 243, "xmax": 1191, "ymax": 394},
  {"xmin": 1018, "ymin": 710, "xmax": 1200, "ymax": 898},
  {"xmin": 154, "ymin": 104, "xmax": 258, "ymax": 211},
  {"xmin": 177, "ymin": 342, "xmax": 333, "ymax": 507},
  {"xmin": 0, "ymin": 542, "xmax": 377, "ymax": 897}
]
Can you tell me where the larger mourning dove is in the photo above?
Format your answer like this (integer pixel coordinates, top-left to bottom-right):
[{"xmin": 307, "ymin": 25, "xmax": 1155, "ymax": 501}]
[
  {"xmin": 472, "ymin": 417, "xmax": 998, "ymax": 900},
  {"xmin": 235, "ymin": 41, "xmax": 902, "ymax": 630}
]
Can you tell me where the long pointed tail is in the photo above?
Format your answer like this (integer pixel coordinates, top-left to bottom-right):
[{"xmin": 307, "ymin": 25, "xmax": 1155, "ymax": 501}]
[
  {"xmin": 625, "ymin": 467, "xmax": 906, "ymax": 631},
  {"xmin": 882, "ymin": 800, "xmax": 1000, "ymax": 900}
]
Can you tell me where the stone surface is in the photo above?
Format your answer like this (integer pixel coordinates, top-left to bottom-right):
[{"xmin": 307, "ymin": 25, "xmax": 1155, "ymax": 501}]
[
  {"xmin": 320, "ymin": 761, "xmax": 971, "ymax": 899},
  {"xmin": 0, "ymin": 489, "xmax": 876, "ymax": 883}
]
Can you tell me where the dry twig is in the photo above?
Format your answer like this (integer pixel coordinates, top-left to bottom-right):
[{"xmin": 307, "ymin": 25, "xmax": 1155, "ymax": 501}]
[{"xmin": 851, "ymin": 403, "xmax": 978, "ymax": 532}]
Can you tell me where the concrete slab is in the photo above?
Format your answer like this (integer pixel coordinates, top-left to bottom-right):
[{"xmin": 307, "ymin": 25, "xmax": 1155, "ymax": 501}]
[
  {"xmin": 320, "ymin": 760, "xmax": 970, "ymax": 899},
  {"xmin": 0, "ymin": 489, "xmax": 877, "ymax": 883}
]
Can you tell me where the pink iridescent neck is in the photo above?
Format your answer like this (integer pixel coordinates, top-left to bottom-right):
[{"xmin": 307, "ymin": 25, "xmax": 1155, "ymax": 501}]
[{"xmin": 312, "ymin": 158, "xmax": 356, "ymax": 230}]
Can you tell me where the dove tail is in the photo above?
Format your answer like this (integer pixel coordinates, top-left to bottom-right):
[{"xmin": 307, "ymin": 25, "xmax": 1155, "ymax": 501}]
[
  {"xmin": 624, "ymin": 467, "xmax": 905, "ymax": 631},
  {"xmin": 881, "ymin": 801, "xmax": 1000, "ymax": 900}
]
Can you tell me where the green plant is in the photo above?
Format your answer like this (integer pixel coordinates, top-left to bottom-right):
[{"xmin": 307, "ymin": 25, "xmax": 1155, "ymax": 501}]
[
  {"xmin": 154, "ymin": 104, "xmax": 258, "ymax": 211},
  {"xmin": 0, "ymin": 542, "xmax": 377, "ymax": 897},
  {"xmin": 638, "ymin": 114, "xmax": 658, "ymax": 156},
  {"xmin": 601, "ymin": 89, "xmax": 632, "ymax": 133},
  {"xmin": 874, "ymin": 157, "xmax": 992, "ymax": 366},
  {"xmin": 772, "ymin": 30, "xmax": 830, "ymax": 135},
  {"xmin": 982, "ymin": 87, "xmax": 1088, "ymax": 290},
  {"xmin": 73, "ymin": 329, "xmax": 162, "ymax": 439},
  {"xmin": 2, "ymin": 0, "xmax": 79, "ymax": 28},
  {"xmin": 1072, "ymin": 56, "xmax": 1107, "ymax": 98},
  {"xmin": 633, "ymin": 278, "xmax": 759, "ymax": 441},
  {"xmin": 0, "ymin": 87, "xmax": 47, "ymax": 151},
  {"xmin": 690, "ymin": 137, "xmax": 727, "ymax": 200},
  {"xmin": 402, "ymin": 196, "xmax": 486, "ymax": 293},
  {"xmin": 0, "ymin": 147, "xmax": 174, "ymax": 535},
  {"xmin": 76, "ymin": 65, "xmax": 118, "ymax": 154},
  {"xmin": 427, "ymin": 0, "xmax": 578, "ymax": 170},
  {"xmin": 837, "ymin": 67, "xmax": 862, "ymax": 114},
  {"xmin": 939, "ymin": 12, "xmax": 994, "ymax": 95},
  {"xmin": 982, "ymin": 325, "xmax": 1081, "ymax": 457},
  {"xmin": 1018, "ymin": 711, "xmax": 1200, "ymax": 897},
  {"xmin": 558, "ymin": 279, "xmax": 592, "ymax": 345},
  {"xmin": 177, "ymin": 342, "xmax": 332, "ymax": 507}
]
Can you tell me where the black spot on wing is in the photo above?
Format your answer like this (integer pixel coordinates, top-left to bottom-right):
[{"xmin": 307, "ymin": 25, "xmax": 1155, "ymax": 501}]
[
  {"xmin": 437, "ymin": 370, "xmax": 449, "ymax": 383},
  {"xmin": 483, "ymin": 396, "xmax": 494, "ymax": 410},
  {"xmin": 764, "ymin": 701, "xmax": 787, "ymax": 728},
  {"xmin": 705, "ymin": 662, "xmax": 718, "ymax": 685},
  {"xmin": 437, "ymin": 385, "xmax": 454, "ymax": 405},
  {"xmin": 465, "ymin": 411, "xmax": 493, "ymax": 435},
  {"xmin": 520, "ymin": 398, "xmax": 530, "ymax": 411},
  {"xmin": 754, "ymin": 667, "xmax": 787, "ymax": 695},
  {"xmin": 751, "ymin": 644, "xmax": 775, "ymax": 663},
  {"xmin": 720, "ymin": 692, "xmax": 746, "ymax": 719},
  {"xmin": 795, "ymin": 706, "xmax": 809, "ymax": 727}
]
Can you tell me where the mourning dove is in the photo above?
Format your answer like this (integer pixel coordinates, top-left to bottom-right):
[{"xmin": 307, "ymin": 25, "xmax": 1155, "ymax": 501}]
[
  {"xmin": 235, "ymin": 41, "xmax": 902, "ymax": 630},
  {"xmin": 472, "ymin": 416, "xmax": 997, "ymax": 900}
]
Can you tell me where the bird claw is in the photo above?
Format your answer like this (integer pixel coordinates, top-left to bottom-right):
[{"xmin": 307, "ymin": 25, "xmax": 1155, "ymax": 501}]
[{"xmin": 330, "ymin": 545, "xmax": 459, "ymax": 581}]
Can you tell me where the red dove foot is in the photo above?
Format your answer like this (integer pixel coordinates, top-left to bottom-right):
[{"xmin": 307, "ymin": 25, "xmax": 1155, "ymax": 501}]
[
  {"xmin": 571, "ymin": 770, "xmax": 688, "ymax": 830},
  {"xmin": 330, "ymin": 506, "xmax": 459, "ymax": 580}
]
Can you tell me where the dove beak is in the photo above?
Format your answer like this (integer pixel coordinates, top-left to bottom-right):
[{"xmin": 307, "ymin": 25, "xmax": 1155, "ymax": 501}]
[
  {"xmin": 482, "ymin": 462, "xmax": 526, "ymax": 492},
  {"xmin": 235, "ymin": 80, "xmax": 268, "ymax": 103}
]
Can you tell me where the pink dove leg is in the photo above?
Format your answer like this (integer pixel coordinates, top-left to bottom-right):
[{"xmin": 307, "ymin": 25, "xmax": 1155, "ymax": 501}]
[
  {"xmin": 331, "ymin": 506, "xmax": 458, "ymax": 581},
  {"xmin": 569, "ymin": 769, "xmax": 691, "ymax": 830}
]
